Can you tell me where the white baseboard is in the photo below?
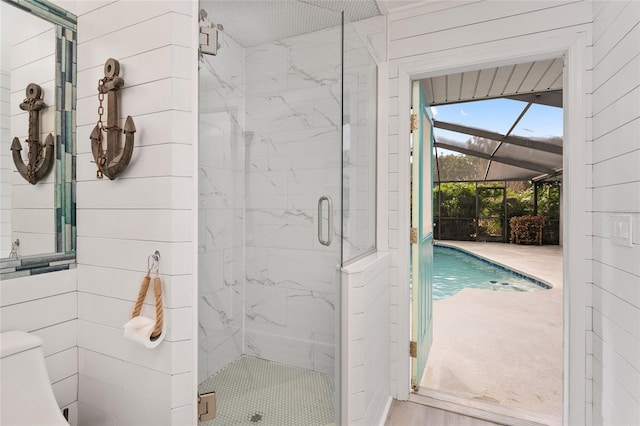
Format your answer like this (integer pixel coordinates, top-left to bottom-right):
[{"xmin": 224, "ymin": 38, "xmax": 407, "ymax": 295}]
[{"xmin": 378, "ymin": 396, "xmax": 393, "ymax": 426}]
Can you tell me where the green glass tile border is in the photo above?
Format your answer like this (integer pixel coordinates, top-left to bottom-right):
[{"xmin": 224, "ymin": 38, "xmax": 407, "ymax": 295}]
[
  {"xmin": 6, "ymin": 0, "xmax": 76, "ymax": 31},
  {"xmin": 0, "ymin": 253, "xmax": 75, "ymax": 280},
  {"xmin": 56, "ymin": 29, "xmax": 64, "ymax": 253},
  {"xmin": 56, "ymin": 23, "xmax": 76, "ymax": 255}
]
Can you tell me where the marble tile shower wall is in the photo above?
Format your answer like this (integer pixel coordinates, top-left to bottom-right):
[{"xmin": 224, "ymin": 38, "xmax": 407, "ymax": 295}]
[
  {"xmin": 198, "ymin": 31, "xmax": 245, "ymax": 384},
  {"xmin": 244, "ymin": 27, "xmax": 343, "ymax": 375}
]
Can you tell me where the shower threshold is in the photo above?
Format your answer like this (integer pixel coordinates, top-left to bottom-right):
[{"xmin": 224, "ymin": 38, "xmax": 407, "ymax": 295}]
[{"xmin": 198, "ymin": 355, "xmax": 335, "ymax": 425}]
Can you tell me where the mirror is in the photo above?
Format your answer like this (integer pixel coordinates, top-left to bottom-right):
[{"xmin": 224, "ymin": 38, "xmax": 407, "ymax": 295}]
[{"xmin": 0, "ymin": 0, "xmax": 76, "ymax": 279}]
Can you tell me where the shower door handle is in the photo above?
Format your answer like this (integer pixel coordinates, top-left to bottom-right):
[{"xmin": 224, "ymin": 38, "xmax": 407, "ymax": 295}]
[{"xmin": 317, "ymin": 196, "xmax": 333, "ymax": 246}]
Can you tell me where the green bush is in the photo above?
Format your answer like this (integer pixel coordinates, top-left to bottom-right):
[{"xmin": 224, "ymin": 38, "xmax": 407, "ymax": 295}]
[{"xmin": 434, "ymin": 181, "xmax": 560, "ymax": 244}]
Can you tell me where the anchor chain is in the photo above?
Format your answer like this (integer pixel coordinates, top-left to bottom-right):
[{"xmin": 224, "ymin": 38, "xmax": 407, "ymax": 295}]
[
  {"xmin": 95, "ymin": 77, "xmax": 107, "ymax": 179},
  {"xmin": 24, "ymin": 97, "xmax": 42, "ymax": 183},
  {"xmin": 90, "ymin": 58, "xmax": 135, "ymax": 180}
]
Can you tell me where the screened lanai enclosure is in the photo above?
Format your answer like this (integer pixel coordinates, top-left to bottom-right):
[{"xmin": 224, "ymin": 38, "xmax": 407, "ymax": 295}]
[{"xmin": 422, "ymin": 60, "xmax": 564, "ymax": 245}]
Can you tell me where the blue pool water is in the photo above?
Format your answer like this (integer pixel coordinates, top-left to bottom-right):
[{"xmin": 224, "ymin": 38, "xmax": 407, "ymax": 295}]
[{"xmin": 433, "ymin": 245, "xmax": 549, "ymax": 300}]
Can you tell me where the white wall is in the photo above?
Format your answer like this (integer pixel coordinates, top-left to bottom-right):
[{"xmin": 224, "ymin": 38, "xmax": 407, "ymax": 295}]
[
  {"xmin": 589, "ymin": 1, "xmax": 640, "ymax": 425},
  {"xmin": 74, "ymin": 2, "xmax": 195, "ymax": 425},
  {"xmin": 342, "ymin": 252, "xmax": 390, "ymax": 425},
  {"xmin": 0, "ymin": 1, "xmax": 77, "ymax": 423},
  {"xmin": 0, "ymin": 269, "xmax": 79, "ymax": 425},
  {"xmin": 385, "ymin": 1, "xmax": 593, "ymax": 420}
]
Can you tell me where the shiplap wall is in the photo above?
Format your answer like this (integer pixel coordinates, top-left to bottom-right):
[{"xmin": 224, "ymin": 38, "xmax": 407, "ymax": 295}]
[
  {"xmin": 589, "ymin": 1, "xmax": 640, "ymax": 425},
  {"xmin": 74, "ymin": 1, "xmax": 195, "ymax": 425},
  {"xmin": 385, "ymin": 0, "xmax": 592, "ymax": 411},
  {"xmin": 0, "ymin": 269, "xmax": 79, "ymax": 425},
  {"xmin": 0, "ymin": 2, "xmax": 78, "ymax": 424},
  {"xmin": 342, "ymin": 252, "xmax": 390, "ymax": 425}
]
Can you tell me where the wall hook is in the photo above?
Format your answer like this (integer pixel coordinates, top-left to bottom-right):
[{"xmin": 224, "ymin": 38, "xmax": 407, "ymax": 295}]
[
  {"xmin": 11, "ymin": 83, "xmax": 55, "ymax": 184},
  {"xmin": 9, "ymin": 239, "xmax": 20, "ymax": 258},
  {"xmin": 90, "ymin": 58, "xmax": 136, "ymax": 180},
  {"xmin": 147, "ymin": 250, "xmax": 160, "ymax": 275}
]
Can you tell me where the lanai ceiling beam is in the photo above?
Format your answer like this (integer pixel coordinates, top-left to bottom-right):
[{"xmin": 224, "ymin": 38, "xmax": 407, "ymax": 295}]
[
  {"xmin": 434, "ymin": 141, "xmax": 557, "ymax": 175},
  {"xmin": 433, "ymin": 120, "xmax": 562, "ymax": 155},
  {"xmin": 504, "ymin": 90, "xmax": 563, "ymax": 108},
  {"xmin": 484, "ymin": 102, "xmax": 533, "ymax": 180}
]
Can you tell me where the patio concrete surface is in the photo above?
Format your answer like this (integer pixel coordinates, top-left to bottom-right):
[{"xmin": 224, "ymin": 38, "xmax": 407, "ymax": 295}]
[{"xmin": 420, "ymin": 241, "xmax": 563, "ymax": 422}]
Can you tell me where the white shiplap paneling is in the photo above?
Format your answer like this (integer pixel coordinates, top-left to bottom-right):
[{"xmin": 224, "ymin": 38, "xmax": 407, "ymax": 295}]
[
  {"xmin": 0, "ymin": 269, "xmax": 78, "ymax": 424},
  {"xmin": 389, "ymin": 2, "xmax": 591, "ymax": 60},
  {"xmin": 76, "ymin": 110, "xmax": 193, "ymax": 157},
  {"xmin": 590, "ymin": 1, "xmax": 640, "ymax": 425},
  {"xmin": 1, "ymin": 292, "xmax": 77, "ymax": 332},
  {"xmin": 77, "ymin": 265, "xmax": 192, "ymax": 309},
  {"xmin": 342, "ymin": 252, "xmax": 390, "ymax": 425},
  {"xmin": 75, "ymin": 1, "xmax": 196, "ymax": 425}
]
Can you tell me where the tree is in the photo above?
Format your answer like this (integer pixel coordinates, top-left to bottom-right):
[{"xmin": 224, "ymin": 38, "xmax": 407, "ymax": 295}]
[{"xmin": 435, "ymin": 152, "xmax": 485, "ymax": 182}]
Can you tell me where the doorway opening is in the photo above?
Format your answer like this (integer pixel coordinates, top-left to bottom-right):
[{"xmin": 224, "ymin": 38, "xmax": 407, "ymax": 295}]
[{"xmin": 409, "ymin": 58, "xmax": 566, "ymax": 424}]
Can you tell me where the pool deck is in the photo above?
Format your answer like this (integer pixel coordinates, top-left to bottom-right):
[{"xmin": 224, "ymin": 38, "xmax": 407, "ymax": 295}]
[{"xmin": 420, "ymin": 241, "xmax": 563, "ymax": 424}]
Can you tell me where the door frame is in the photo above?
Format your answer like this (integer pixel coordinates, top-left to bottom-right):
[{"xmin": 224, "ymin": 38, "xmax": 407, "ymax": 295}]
[{"xmin": 394, "ymin": 32, "xmax": 588, "ymax": 425}]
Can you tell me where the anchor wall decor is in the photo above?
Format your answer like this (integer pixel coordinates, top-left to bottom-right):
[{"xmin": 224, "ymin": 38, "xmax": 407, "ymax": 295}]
[
  {"xmin": 90, "ymin": 58, "xmax": 136, "ymax": 180},
  {"xmin": 11, "ymin": 83, "xmax": 55, "ymax": 184}
]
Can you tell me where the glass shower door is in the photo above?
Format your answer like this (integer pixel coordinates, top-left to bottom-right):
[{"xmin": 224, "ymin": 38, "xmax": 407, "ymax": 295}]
[
  {"xmin": 197, "ymin": 3, "xmax": 344, "ymax": 424},
  {"xmin": 242, "ymin": 14, "xmax": 344, "ymax": 424},
  {"xmin": 342, "ymin": 17, "xmax": 378, "ymax": 264}
]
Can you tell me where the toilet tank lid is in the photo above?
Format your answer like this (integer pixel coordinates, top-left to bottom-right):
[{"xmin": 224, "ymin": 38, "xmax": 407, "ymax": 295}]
[{"xmin": 0, "ymin": 330, "xmax": 43, "ymax": 358}]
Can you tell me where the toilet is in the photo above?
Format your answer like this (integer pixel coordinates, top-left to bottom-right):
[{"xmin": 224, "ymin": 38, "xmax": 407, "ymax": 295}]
[{"xmin": 0, "ymin": 330, "xmax": 69, "ymax": 425}]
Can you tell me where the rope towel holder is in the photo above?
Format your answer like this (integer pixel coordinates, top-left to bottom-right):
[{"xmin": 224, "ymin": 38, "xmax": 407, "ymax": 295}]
[{"xmin": 125, "ymin": 251, "xmax": 164, "ymax": 344}]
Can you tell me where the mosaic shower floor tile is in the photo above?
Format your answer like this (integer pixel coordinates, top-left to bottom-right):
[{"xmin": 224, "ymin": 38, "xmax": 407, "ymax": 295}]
[{"xmin": 199, "ymin": 356, "xmax": 334, "ymax": 426}]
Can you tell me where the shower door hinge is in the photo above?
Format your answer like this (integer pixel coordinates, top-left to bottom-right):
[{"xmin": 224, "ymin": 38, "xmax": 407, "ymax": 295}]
[
  {"xmin": 411, "ymin": 113, "xmax": 418, "ymax": 132},
  {"xmin": 410, "ymin": 340, "xmax": 417, "ymax": 358},
  {"xmin": 198, "ymin": 391, "xmax": 216, "ymax": 421},
  {"xmin": 410, "ymin": 228, "xmax": 418, "ymax": 244},
  {"xmin": 200, "ymin": 25, "xmax": 219, "ymax": 56}
]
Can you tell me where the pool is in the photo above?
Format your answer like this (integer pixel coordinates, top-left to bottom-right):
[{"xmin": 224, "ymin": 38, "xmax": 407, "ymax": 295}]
[{"xmin": 433, "ymin": 245, "xmax": 550, "ymax": 300}]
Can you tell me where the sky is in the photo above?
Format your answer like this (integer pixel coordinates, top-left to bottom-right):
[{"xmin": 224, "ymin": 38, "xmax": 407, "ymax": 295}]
[{"xmin": 430, "ymin": 98, "xmax": 563, "ymax": 144}]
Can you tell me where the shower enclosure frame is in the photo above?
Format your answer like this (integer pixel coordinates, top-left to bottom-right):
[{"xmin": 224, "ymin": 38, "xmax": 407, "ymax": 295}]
[{"xmin": 193, "ymin": 3, "xmax": 370, "ymax": 423}]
